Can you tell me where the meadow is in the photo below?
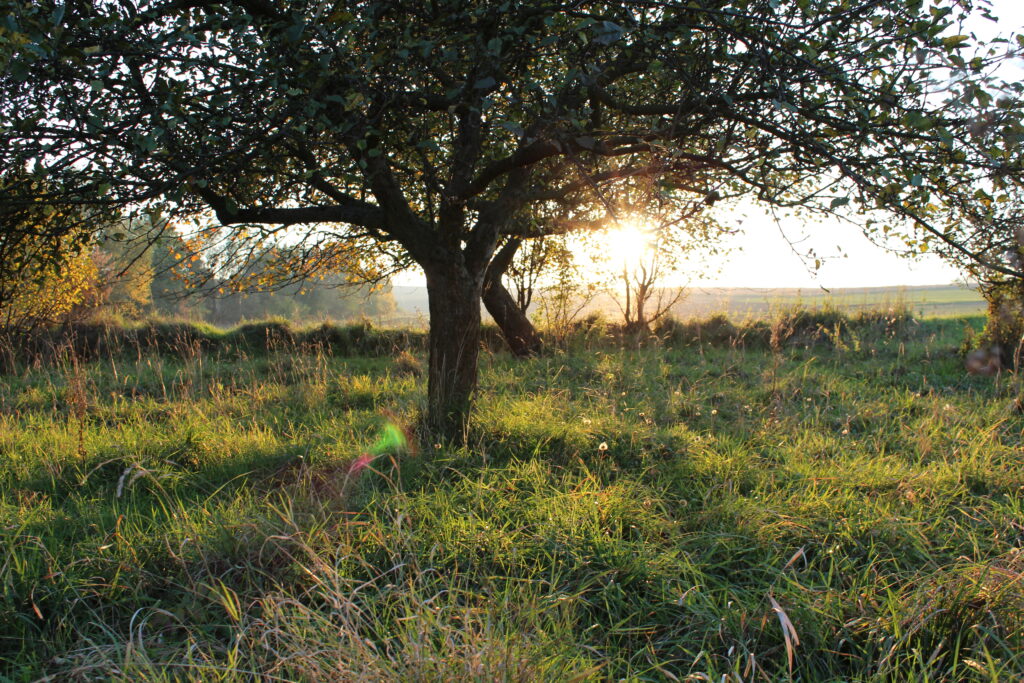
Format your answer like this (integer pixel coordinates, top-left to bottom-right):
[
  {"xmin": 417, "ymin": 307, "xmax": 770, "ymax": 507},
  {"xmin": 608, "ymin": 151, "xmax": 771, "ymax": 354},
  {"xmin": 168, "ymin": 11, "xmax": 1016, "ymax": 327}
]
[
  {"xmin": 1, "ymin": 310, "xmax": 1022, "ymax": 681},
  {"xmin": 389, "ymin": 284, "xmax": 988, "ymax": 327}
]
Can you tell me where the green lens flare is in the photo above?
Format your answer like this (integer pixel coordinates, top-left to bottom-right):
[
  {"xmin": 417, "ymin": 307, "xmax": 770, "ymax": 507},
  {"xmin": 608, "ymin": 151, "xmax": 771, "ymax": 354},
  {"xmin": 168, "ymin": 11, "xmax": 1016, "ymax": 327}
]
[{"xmin": 371, "ymin": 422, "xmax": 406, "ymax": 455}]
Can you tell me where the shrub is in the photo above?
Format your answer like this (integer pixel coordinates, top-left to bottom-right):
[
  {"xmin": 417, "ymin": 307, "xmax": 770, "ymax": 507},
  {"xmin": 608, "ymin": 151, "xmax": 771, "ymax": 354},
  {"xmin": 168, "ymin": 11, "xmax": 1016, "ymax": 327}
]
[
  {"xmin": 976, "ymin": 290, "xmax": 1024, "ymax": 368},
  {"xmin": 0, "ymin": 242, "xmax": 99, "ymax": 332},
  {"xmin": 654, "ymin": 313, "xmax": 738, "ymax": 347},
  {"xmin": 228, "ymin": 318, "xmax": 296, "ymax": 351},
  {"xmin": 393, "ymin": 350, "xmax": 423, "ymax": 377}
]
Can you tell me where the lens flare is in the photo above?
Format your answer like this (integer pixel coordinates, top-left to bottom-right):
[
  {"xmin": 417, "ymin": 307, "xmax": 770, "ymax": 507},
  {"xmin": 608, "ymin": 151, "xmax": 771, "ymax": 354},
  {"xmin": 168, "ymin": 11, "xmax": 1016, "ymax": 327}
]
[
  {"xmin": 371, "ymin": 421, "xmax": 407, "ymax": 455},
  {"xmin": 348, "ymin": 419, "xmax": 412, "ymax": 478},
  {"xmin": 601, "ymin": 220, "xmax": 655, "ymax": 270}
]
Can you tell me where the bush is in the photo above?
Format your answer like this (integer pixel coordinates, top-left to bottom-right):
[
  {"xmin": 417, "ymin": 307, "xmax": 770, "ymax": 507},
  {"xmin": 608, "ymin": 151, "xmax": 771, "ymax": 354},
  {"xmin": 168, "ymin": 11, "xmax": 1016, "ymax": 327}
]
[
  {"xmin": 0, "ymin": 304, "xmax": 921, "ymax": 375},
  {"xmin": 654, "ymin": 313, "xmax": 741, "ymax": 347},
  {"xmin": 769, "ymin": 306, "xmax": 843, "ymax": 349},
  {"xmin": 653, "ymin": 306, "xmax": 916, "ymax": 353},
  {"xmin": 228, "ymin": 318, "xmax": 297, "ymax": 351},
  {"xmin": 0, "ymin": 318, "xmax": 430, "ymax": 373},
  {"xmin": 137, "ymin": 320, "xmax": 221, "ymax": 355},
  {"xmin": 976, "ymin": 289, "xmax": 1024, "ymax": 368},
  {"xmin": 393, "ymin": 350, "xmax": 423, "ymax": 376}
]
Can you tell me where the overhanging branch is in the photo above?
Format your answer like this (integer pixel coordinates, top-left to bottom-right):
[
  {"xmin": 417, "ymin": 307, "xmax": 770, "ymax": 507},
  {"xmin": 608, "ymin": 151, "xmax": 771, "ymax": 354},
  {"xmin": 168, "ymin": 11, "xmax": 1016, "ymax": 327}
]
[{"xmin": 195, "ymin": 186, "xmax": 386, "ymax": 230}]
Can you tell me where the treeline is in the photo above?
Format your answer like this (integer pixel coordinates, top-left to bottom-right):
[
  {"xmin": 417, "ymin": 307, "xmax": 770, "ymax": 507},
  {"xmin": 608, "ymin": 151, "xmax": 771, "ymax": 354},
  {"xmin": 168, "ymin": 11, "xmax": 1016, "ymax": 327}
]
[{"xmin": 1, "ymin": 220, "xmax": 396, "ymax": 331}]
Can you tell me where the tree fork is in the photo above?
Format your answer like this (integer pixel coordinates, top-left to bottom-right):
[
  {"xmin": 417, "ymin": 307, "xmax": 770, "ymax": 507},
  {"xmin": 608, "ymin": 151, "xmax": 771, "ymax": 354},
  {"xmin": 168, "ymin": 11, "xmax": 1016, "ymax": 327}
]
[{"xmin": 482, "ymin": 238, "xmax": 543, "ymax": 357}]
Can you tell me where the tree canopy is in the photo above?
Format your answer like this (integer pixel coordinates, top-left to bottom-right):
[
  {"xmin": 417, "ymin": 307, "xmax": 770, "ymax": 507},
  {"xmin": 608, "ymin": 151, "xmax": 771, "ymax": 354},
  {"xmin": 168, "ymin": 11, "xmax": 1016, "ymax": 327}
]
[{"xmin": 3, "ymin": 0, "xmax": 1023, "ymax": 435}]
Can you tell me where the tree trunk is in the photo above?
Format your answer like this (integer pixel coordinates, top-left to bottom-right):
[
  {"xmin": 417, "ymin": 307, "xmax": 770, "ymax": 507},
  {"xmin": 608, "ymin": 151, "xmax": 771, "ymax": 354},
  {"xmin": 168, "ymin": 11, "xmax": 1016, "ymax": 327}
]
[
  {"xmin": 635, "ymin": 281, "xmax": 651, "ymax": 334},
  {"xmin": 482, "ymin": 238, "xmax": 542, "ymax": 357},
  {"xmin": 423, "ymin": 264, "xmax": 483, "ymax": 440},
  {"xmin": 635, "ymin": 287, "xmax": 647, "ymax": 332}
]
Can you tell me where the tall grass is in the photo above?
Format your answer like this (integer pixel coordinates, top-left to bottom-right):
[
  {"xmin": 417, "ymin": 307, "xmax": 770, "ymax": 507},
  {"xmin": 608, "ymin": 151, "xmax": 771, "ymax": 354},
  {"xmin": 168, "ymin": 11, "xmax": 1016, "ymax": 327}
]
[{"xmin": 1, "ymin": 310, "xmax": 1022, "ymax": 680}]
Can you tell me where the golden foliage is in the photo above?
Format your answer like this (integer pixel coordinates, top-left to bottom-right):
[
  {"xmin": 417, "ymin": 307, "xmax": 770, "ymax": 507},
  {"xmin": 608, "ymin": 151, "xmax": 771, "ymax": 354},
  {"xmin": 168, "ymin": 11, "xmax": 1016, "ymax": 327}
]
[{"xmin": 0, "ymin": 240, "xmax": 98, "ymax": 330}]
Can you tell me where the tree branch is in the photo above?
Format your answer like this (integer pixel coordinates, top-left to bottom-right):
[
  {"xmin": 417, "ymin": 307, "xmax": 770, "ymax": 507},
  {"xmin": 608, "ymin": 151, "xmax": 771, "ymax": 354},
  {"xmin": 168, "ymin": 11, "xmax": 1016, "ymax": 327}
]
[
  {"xmin": 462, "ymin": 139, "xmax": 564, "ymax": 200},
  {"xmin": 195, "ymin": 186, "xmax": 386, "ymax": 229}
]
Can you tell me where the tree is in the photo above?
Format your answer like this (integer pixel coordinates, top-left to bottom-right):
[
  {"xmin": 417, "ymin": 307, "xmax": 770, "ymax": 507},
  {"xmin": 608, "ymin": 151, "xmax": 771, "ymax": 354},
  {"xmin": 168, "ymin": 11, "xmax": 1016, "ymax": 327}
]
[
  {"xmin": 3, "ymin": 0, "xmax": 1022, "ymax": 437},
  {"xmin": 149, "ymin": 230, "xmax": 215, "ymax": 319},
  {"xmin": 0, "ymin": 170, "xmax": 106, "ymax": 330},
  {"xmin": 92, "ymin": 221, "xmax": 157, "ymax": 319},
  {"xmin": 606, "ymin": 243, "xmax": 685, "ymax": 337},
  {"xmin": 483, "ymin": 238, "xmax": 531, "ymax": 353},
  {"xmin": 931, "ymin": 183, "xmax": 1024, "ymax": 364},
  {"xmin": 481, "ymin": 233, "xmax": 578, "ymax": 356},
  {"xmin": 0, "ymin": 232, "xmax": 98, "ymax": 332},
  {"xmin": 0, "ymin": 169, "xmax": 102, "ymax": 315}
]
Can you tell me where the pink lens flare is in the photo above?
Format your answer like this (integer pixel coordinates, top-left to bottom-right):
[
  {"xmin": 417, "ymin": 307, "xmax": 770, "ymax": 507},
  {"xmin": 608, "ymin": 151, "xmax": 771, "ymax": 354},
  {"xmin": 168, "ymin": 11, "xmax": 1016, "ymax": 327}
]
[{"xmin": 348, "ymin": 453, "xmax": 374, "ymax": 476}]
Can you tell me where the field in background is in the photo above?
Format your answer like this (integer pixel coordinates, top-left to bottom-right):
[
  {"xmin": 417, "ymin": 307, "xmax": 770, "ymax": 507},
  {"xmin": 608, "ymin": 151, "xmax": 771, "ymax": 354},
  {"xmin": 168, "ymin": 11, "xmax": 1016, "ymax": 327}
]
[
  {"xmin": 391, "ymin": 283, "xmax": 986, "ymax": 326},
  {"xmin": 671, "ymin": 284, "xmax": 986, "ymax": 318},
  {"xmin": 1, "ymin": 310, "xmax": 1022, "ymax": 681}
]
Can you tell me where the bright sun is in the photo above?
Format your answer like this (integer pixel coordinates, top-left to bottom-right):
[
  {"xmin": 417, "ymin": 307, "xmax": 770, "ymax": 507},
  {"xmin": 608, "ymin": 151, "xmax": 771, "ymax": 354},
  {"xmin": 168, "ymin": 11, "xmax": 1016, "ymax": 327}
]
[{"xmin": 600, "ymin": 221, "xmax": 655, "ymax": 270}]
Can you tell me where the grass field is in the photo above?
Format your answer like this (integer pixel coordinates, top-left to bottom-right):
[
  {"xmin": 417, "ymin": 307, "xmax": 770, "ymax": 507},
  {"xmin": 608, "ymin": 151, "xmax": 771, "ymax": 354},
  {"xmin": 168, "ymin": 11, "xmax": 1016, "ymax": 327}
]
[
  {"xmin": 2, "ymin": 312, "xmax": 1023, "ymax": 681},
  {"xmin": 390, "ymin": 284, "xmax": 987, "ymax": 326},
  {"xmin": 671, "ymin": 284, "xmax": 986, "ymax": 319}
]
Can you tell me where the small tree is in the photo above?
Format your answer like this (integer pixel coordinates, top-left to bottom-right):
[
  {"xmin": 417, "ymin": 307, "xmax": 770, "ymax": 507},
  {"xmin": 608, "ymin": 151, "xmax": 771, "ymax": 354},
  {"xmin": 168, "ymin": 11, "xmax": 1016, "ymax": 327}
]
[
  {"xmin": 534, "ymin": 253, "xmax": 600, "ymax": 347},
  {"xmin": 593, "ymin": 197, "xmax": 719, "ymax": 336},
  {"xmin": 92, "ymin": 221, "xmax": 157, "ymax": 319},
  {"xmin": 506, "ymin": 237, "xmax": 570, "ymax": 316},
  {"xmin": 611, "ymin": 249, "xmax": 684, "ymax": 337},
  {"xmin": 0, "ymin": 234, "xmax": 98, "ymax": 332}
]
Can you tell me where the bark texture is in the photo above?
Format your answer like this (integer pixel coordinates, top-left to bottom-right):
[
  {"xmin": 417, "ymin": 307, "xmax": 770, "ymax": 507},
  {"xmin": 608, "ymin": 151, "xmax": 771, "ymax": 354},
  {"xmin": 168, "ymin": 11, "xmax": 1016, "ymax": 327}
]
[{"xmin": 423, "ymin": 264, "xmax": 483, "ymax": 439}]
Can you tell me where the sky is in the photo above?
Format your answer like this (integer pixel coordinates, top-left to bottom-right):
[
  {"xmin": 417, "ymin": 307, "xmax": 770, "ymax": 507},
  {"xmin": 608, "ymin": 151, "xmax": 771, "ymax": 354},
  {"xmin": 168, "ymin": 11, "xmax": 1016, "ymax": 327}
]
[
  {"xmin": 677, "ymin": 204, "xmax": 962, "ymax": 289},
  {"xmin": 685, "ymin": 0, "xmax": 1023, "ymax": 289},
  {"xmin": 394, "ymin": 1, "xmax": 1024, "ymax": 290}
]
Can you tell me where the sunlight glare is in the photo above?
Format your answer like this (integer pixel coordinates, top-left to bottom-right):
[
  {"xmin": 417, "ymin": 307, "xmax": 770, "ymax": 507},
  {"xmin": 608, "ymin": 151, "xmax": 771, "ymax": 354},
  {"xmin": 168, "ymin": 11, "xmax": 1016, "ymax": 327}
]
[{"xmin": 601, "ymin": 220, "xmax": 655, "ymax": 271}]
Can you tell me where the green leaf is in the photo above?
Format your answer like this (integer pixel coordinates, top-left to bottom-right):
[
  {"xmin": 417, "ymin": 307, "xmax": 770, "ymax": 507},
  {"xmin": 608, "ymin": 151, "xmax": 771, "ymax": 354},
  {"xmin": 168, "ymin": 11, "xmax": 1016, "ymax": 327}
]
[
  {"xmin": 941, "ymin": 34, "xmax": 969, "ymax": 50},
  {"xmin": 496, "ymin": 121, "xmax": 524, "ymax": 136},
  {"xmin": 594, "ymin": 21, "xmax": 625, "ymax": 45},
  {"xmin": 830, "ymin": 197, "xmax": 851, "ymax": 209},
  {"xmin": 284, "ymin": 22, "xmax": 305, "ymax": 42}
]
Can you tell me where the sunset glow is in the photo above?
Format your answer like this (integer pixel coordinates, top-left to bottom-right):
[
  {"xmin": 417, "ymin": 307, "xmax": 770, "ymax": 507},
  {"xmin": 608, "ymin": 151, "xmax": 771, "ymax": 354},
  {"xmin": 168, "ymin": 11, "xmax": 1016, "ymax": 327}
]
[{"xmin": 598, "ymin": 220, "xmax": 656, "ymax": 271}]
